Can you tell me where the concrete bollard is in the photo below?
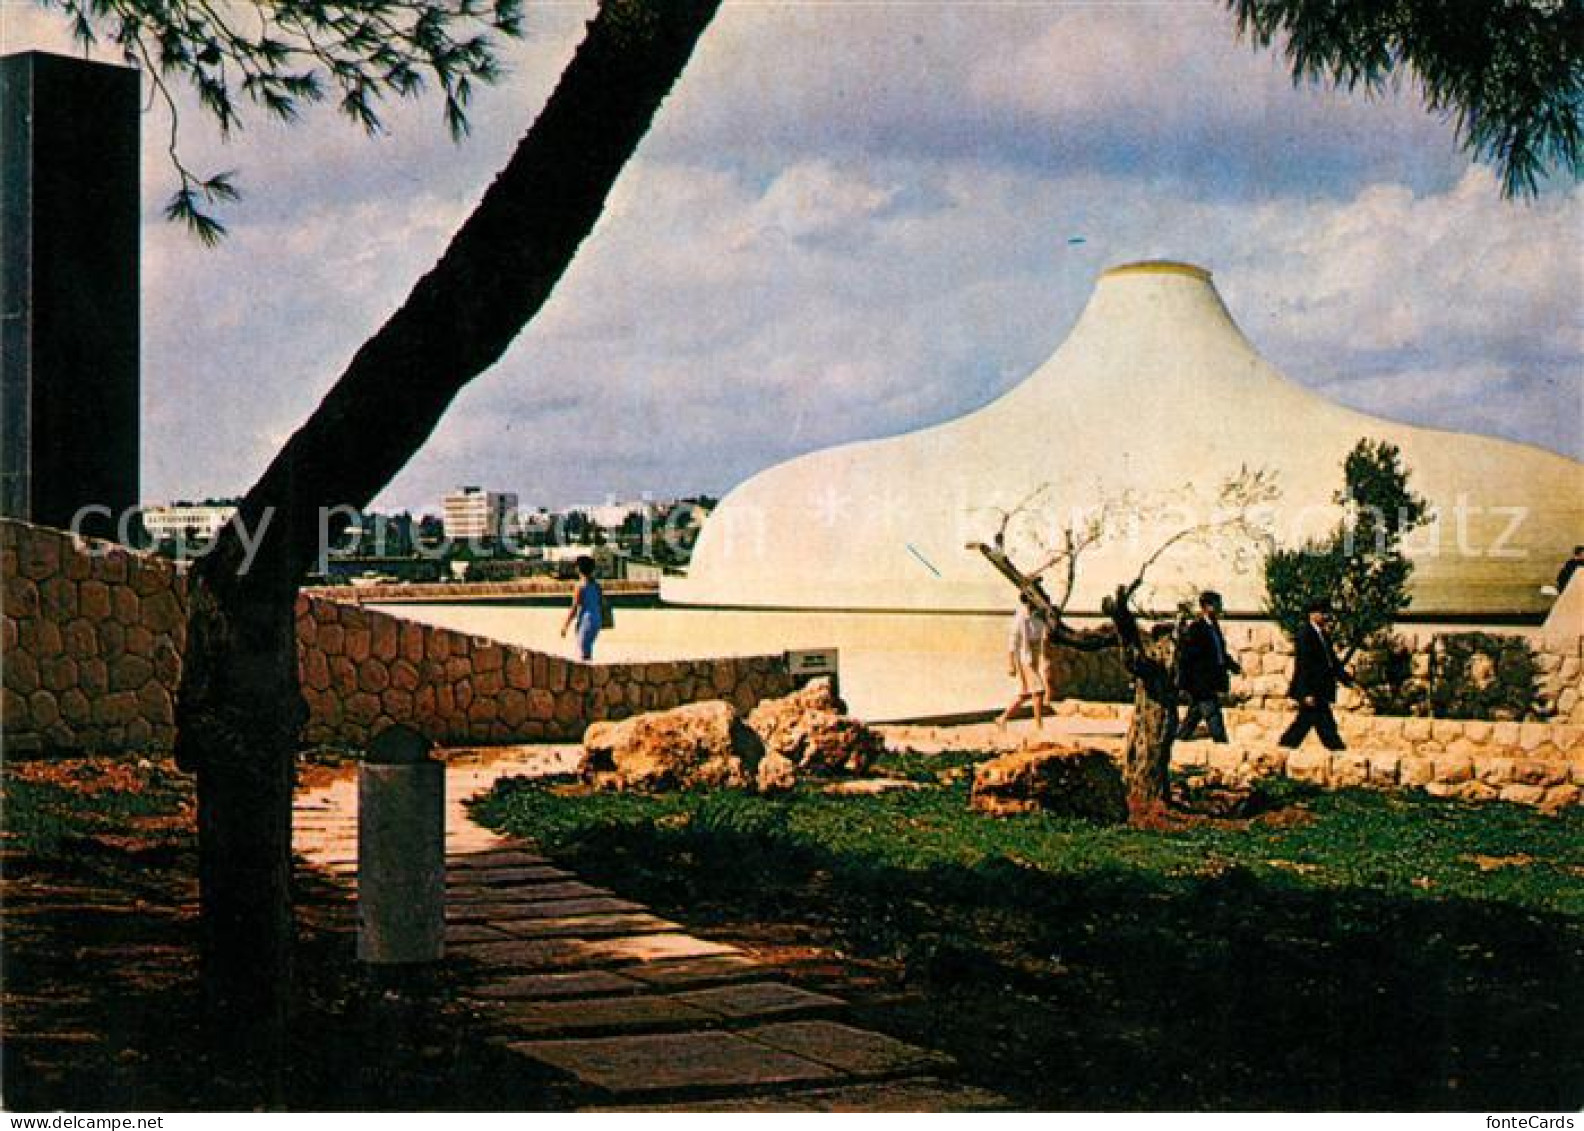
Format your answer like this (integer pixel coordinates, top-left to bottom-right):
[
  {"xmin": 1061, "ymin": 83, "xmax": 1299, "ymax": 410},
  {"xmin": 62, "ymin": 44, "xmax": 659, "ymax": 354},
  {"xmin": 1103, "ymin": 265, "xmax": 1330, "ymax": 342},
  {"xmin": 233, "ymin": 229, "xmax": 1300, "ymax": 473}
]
[{"xmin": 358, "ymin": 724, "xmax": 445, "ymax": 964}]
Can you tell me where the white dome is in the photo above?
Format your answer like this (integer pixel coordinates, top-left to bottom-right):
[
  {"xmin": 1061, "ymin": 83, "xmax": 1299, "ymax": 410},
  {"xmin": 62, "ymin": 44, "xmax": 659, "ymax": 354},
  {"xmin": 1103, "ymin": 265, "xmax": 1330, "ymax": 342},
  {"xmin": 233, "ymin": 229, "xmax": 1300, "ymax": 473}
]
[{"xmin": 665, "ymin": 261, "xmax": 1583, "ymax": 615}]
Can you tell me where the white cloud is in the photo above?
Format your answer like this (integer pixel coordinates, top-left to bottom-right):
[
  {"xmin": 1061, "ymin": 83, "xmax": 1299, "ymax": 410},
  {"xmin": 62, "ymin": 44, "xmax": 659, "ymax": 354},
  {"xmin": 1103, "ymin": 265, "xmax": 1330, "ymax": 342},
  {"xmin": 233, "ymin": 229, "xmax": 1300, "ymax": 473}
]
[{"xmin": 7, "ymin": 2, "xmax": 1577, "ymax": 510}]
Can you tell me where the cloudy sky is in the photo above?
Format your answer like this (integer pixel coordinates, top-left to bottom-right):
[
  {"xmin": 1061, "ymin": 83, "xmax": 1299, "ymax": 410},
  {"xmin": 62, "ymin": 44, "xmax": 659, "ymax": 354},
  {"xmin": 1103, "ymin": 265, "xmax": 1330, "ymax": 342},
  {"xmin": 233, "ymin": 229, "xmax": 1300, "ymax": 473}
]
[{"xmin": 8, "ymin": 0, "xmax": 1581, "ymax": 514}]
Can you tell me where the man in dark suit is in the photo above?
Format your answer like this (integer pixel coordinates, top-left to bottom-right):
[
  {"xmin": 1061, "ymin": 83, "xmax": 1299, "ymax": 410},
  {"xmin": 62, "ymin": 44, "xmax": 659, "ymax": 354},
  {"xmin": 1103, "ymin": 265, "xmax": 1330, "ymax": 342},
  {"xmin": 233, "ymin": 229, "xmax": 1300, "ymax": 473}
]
[
  {"xmin": 1279, "ymin": 598, "xmax": 1354, "ymax": 751},
  {"xmin": 1176, "ymin": 590, "xmax": 1240, "ymax": 743}
]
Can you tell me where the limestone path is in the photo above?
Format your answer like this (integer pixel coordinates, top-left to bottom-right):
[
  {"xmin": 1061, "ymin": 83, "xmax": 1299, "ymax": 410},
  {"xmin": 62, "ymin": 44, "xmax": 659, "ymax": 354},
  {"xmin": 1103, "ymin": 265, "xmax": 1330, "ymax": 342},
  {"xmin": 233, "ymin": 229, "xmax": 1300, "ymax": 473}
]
[{"xmin": 292, "ymin": 748, "xmax": 1006, "ymax": 1112}]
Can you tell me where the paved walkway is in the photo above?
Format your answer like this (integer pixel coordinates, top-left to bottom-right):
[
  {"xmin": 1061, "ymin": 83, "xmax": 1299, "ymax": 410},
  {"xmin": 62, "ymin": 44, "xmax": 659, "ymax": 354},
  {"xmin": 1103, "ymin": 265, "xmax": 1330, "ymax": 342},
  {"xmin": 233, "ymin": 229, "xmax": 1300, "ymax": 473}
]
[{"xmin": 292, "ymin": 749, "xmax": 1005, "ymax": 1112}]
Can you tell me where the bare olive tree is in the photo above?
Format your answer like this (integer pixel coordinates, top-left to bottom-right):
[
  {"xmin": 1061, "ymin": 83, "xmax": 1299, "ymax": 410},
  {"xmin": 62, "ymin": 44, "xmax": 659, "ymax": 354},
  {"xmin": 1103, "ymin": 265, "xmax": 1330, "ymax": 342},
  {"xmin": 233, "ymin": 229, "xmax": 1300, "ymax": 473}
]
[{"xmin": 972, "ymin": 468, "xmax": 1279, "ymax": 817}]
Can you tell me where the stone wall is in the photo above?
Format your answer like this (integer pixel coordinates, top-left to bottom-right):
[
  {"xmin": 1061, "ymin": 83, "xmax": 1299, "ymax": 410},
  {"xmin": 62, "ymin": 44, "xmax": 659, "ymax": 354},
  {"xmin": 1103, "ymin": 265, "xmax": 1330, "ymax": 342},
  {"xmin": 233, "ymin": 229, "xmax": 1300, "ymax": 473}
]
[
  {"xmin": 1, "ymin": 521, "xmax": 793, "ymax": 755},
  {"xmin": 1220, "ymin": 623, "xmax": 1583, "ymax": 723},
  {"xmin": 296, "ymin": 594, "xmax": 792, "ymax": 748},
  {"xmin": 1042, "ymin": 700, "xmax": 1584, "ymax": 809},
  {"xmin": 1052, "ymin": 621, "xmax": 1583, "ymax": 723}
]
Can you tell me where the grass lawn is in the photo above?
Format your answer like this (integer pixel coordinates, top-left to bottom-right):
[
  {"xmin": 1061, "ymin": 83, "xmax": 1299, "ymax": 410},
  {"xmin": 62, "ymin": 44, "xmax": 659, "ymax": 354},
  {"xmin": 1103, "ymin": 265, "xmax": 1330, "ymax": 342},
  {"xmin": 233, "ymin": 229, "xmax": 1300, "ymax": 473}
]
[{"xmin": 472, "ymin": 751, "xmax": 1584, "ymax": 1111}]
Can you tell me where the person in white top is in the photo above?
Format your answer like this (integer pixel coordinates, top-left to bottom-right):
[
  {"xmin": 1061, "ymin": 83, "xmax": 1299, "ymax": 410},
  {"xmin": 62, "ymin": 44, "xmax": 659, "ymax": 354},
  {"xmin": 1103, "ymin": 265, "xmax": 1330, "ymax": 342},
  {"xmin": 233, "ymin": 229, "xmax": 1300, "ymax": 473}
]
[{"xmin": 998, "ymin": 594, "xmax": 1054, "ymax": 731}]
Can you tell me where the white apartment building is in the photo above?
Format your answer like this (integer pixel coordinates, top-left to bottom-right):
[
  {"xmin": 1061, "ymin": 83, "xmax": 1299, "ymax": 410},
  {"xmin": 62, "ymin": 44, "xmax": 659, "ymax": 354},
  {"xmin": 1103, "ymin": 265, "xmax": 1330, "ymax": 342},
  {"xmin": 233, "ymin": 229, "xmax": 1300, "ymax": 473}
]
[
  {"xmin": 442, "ymin": 486, "xmax": 518, "ymax": 541},
  {"xmin": 140, "ymin": 500, "xmax": 238, "ymax": 543}
]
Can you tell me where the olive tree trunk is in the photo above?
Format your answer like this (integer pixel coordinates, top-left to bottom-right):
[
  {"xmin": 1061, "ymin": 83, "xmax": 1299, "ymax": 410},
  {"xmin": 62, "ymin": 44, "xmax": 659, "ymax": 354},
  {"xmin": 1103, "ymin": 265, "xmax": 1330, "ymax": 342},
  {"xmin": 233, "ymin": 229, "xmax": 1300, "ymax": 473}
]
[
  {"xmin": 973, "ymin": 543, "xmax": 1179, "ymax": 818},
  {"xmin": 173, "ymin": 0, "xmax": 722, "ymax": 1089},
  {"xmin": 1102, "ymin": 586, "xmax": 1180, "ymax": 816}
]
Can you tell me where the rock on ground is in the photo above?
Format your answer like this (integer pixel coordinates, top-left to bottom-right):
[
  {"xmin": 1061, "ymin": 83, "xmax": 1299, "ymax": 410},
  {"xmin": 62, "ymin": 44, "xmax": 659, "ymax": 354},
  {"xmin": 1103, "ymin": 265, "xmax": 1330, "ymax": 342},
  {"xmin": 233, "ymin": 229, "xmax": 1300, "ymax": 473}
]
[
  {"xmin": 970, "ymin": 744, "xmax": 1128, "ymax": 823},
  {"xmin": 746, "ymin": 678, "xmax": 885, "ymax": 775},
  {"xmin": 755, "ymin": 751, "xmax": 798, "ymax": 794},
  {"xmin": 582, "ymin": 701, "xmax": 763, "ymax": 792}
]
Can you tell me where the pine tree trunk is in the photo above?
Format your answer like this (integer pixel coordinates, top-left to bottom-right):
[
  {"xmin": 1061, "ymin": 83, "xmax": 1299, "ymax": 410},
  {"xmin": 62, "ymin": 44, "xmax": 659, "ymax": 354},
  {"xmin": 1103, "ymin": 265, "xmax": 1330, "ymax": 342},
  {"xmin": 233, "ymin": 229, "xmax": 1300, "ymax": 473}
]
[{"xmin": 173, "ymin": 0, "xmax": 722, "ymax": 1091}]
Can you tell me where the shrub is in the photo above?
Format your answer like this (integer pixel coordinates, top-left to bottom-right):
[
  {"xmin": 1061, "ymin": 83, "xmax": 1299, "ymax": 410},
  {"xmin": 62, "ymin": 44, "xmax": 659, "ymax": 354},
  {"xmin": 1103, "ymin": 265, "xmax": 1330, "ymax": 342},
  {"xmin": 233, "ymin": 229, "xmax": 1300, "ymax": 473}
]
[
  {"xmin": 1426, "ymin": 633, "xmax": 1542, "ymax": 721},
  {"xmin": 1353, "ymin": 633, "xmax": 1426, "ymax": 716}
]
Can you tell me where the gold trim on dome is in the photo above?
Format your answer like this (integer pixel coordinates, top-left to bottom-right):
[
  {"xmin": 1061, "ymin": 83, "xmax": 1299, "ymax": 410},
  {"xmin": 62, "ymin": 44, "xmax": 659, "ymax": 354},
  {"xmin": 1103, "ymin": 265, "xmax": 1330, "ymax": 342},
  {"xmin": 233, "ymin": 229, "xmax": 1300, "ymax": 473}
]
[{"xmin": 1101, "ymin": 260, "xmax": 1212, "ymax": 282}]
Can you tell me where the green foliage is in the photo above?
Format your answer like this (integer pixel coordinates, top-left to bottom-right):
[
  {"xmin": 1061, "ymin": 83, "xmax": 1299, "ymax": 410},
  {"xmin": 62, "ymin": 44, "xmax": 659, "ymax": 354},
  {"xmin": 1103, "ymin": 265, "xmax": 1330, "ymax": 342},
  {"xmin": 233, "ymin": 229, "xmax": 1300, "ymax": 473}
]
[
  {"xmin": 1229, "ymin": 0, "xmax": 1583, "ymax": 197},
  {"xmin": 471, "ymin": 766, "xmax": 1584, "ymax": 921},
  {"xmin": 1427, "ymin": 632, "xmax": 1543, "ymax": 721},
  {"xmin": 1264, "ymin": 438, "xmax": 1428, "ymax": 657},
  {"xmin": 47, "ymin": 0, "xmax": 524, "ymax": 240},
  {"xmin": 1353, "ymin": 632, "xmax": 1424, "ymax": 716}
]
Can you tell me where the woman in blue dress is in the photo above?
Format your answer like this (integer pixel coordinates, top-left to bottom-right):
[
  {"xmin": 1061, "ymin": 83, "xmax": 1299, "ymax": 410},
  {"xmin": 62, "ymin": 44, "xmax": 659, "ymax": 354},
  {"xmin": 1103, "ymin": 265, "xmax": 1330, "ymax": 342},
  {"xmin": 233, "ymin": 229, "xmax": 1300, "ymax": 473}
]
[{"xmin": 559, "ymin": 554, "xmax": 604, "ymax": 661}]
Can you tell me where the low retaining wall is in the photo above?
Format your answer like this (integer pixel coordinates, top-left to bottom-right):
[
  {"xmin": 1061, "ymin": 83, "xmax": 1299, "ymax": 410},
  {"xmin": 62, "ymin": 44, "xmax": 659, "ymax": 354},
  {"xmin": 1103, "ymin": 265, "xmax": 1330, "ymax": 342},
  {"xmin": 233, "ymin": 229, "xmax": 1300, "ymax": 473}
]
[
  {"xmin": 1, "ymin": 520, "xmax": 793, "ymax": 755},
  {"xmin": 1048, "ymin": 700, "xmax": 1584, "ymax": 808},
  {"xmin": 1051, "ymin": 621, "xmax": 1583, "ymax": 723}
]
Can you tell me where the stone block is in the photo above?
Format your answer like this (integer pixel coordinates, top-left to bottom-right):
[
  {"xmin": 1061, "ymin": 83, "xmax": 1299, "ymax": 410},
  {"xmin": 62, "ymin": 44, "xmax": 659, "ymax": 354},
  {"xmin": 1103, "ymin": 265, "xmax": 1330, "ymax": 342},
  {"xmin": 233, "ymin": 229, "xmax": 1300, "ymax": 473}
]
[
  {"xmin": 91, "ymin": 691, "xmax": 140, "ymax": 726},
  {"xmin": 1518, "ymin": 722, "xmax": 1551, "ymax": 750},
  {"xmin": 1403, "ymin": 718, "xmax": 1433, "ymax": 742},
  {"xmin": 743, "ymin": 1020, "xmax": 953, "ymax": 1076},
  {"xmin": 346, "ymin": 627, "xmax": 372, "ymax": 663},
  {"xmin": 400, "ymin": 621, "xmax": 426, "ymax": 665},
  {"xmin": 1475, "ymin": 756, "xmax": 1515, "ymax": 785},
  {"xmin": 1490, "ymin": 721, "xmax": 1521, "ymax": 747},
  {"xmin": 1332, "ymin": 753, "xmax": 1369, "ymax": 788},
  {"xmin": 509, "ymin": 1031, "xmax": 837, "ymax": 1095},
  {"xmin": 1206, "ymin": 745, "xmax": 1245, "ymax": 775},
  {"xmin": 369, "ymin": 616, "xmax": 400, "ymax": 662},
  {"xmin": 141, "ymin": 590, "xmax": 183, "ymax": 633},
  {"xmin": 78, "ymin": 580, "xmax": 112, "ymax": 621},
  {"xmin": 27, "ymin": 689, "xmax": 60, "ymax": 727},
  {"xmin": 1499, "ymin": 783, "xmax": 1546, "ymax": 806},
  {"xmin": 57, "ymin": 687, "xmax": 91, "ymax": 725},
  {"xmin": 137, "ymin": 681, "xmax": 174, "ymax": 725},
  {"xmin": 1286, "ymin": 749, "xmax": 1331, "ymax": 785},
  {"xmin": 358, "ymin": 661, "xmax": 391, "ymax": 694},
  {"xmin": 1512, "ymin": 759, "xmax": 1567, "ymax": 787},
  {"xmin": 1399, "ymin": 755, "xmax": 1433, "ymax": 786},
  {"xmin": 39, "ymin": 577, "xmax": 78, "ymax": 620},
  {"xmin": 528, "ymin": 689, "xmax": 557, "ymax": 721},
  {"xmin": 1365, "ymin": 751, "xmax": 1400, "ymax": 784},
  {"xmin": 381, "ymin": 688, "xmax": 413, "ymax": 720},
  {"xmin": 1542, "ymin": 783, "xmax": 1582, "ymax": 810},
  {"xmin": 1451, "ymin": 780, "xmax": 1498, "ymax": 803},
  {"xmin": 1461, "ymin": 720, "xmax": 1493, "ymax": 744}
]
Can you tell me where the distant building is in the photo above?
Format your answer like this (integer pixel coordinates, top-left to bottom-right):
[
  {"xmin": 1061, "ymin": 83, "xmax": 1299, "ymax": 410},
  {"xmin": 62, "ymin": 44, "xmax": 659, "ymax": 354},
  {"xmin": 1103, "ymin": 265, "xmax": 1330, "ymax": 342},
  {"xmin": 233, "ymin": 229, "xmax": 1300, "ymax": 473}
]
[
  {"xmin": 140, "ymin": 499, "xmax": 239, "ymax": 544},
  {"xmin": 442, "ymin": 486, "xmax": 517, "ymax": 542}
]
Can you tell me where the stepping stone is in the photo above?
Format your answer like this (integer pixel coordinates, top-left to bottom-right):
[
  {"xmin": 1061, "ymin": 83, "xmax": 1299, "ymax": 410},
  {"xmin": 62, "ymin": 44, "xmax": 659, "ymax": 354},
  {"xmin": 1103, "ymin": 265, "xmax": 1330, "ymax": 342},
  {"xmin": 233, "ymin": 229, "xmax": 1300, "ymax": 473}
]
[
  {"xmin": 621, "ymin": 955, "xmax": 763, "ymax": 988},
  {"xmin": 788, "ymin": 1077, "xmax": 1008, "ymax": 1112},
  {"xmin": 453, "ymin": 933, "xmax": 738, "ymax": 972},
  {"xmin": 494, "ymin": 897, "xmax": 646, "ymax": 920},
  {"xmin": 672, "ymin": 982, "xmax": 847, "ymax": 1020},
  {"xmin": 509, "ymin": 1031, "xmax": 839, "ymax": 1095},
  {"xmin": 468, "ymin": 971, "xmax": 648, "ymax": 1001},
  {"xmin": 447, "ymin": 923, "xmax": 513, "ymax": 945},
  {"xmin": 448, "ymin": 902, "xmax": 568, "ymax": 925},
  {"xmin": 496, "ymin": 913, "xmax": 679, "ymax": 941},
  {"xmin": 446, "ymin": 866, "xmax": 571, "ymax": 886},
  {"xmin": 449, "ymin": 881, "xmax": 609, "ymax": 905},
  {"xmin": 447, "ymin": 849, "xmax": 547, "ymax": 870},
  {"xmin": 483, "ymin": 994, "xmax": 717, "ymax": 1036},
  {"xmin": 448, "ymin": 937, "xmax": 586, "ymax": 969},
  {"xmin": 589, "ymin": 1077, "xmax": 1007, "ymax": 1112},
  {"xmin": 742, "ymin": 1021, "xmax": 953, "ymax": 1077},
  {"xmin": 587, "ymin": 934, "xmax": 740, "ymax": 964}
]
